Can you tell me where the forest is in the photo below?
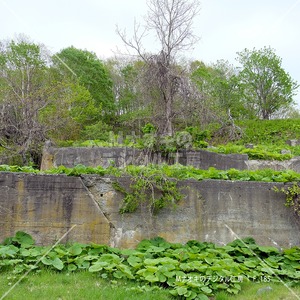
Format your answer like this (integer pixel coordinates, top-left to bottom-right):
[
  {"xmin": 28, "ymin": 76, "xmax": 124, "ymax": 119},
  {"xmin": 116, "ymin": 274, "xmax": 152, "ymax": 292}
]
[{"xmin": 0, "ymin": 0, "xmax": 299, "ymax": 167}]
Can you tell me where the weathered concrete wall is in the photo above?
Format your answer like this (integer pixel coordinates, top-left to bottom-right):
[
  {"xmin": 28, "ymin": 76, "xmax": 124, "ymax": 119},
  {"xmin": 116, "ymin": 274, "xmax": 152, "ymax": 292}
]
[
  {"xmin": 41, "ymin": 145, "xmax": 300, "ymax": 172},
  {"xmin": 1, "ymin": 172, "xmax": 299, "ymax": 248},
  {"xmin": 246, "ymin": 157, "xmax": 300, "ymax": 172},
  {"xmin": 41, "ymin": 147, "xmax": 146, "ymax": 169},
  {"xmin": 41, "ymin": 146, "xmax": 249, "ymax": 171},
  {"xmin": 0, "ymin": 172, "xmax": 110, "ymax": 245},
  {"xmin": 81, "ymin": 176, "xmax": 300, "ymax": 248},
  {"xmin": 185, "ymin": 150, "xmax": 248, "ymax": 170}
]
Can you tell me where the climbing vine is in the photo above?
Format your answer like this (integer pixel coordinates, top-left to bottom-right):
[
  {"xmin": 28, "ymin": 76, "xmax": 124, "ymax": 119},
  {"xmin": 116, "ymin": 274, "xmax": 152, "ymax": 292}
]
[
  {"xmin": 112, "ymin": 174, "xmax": 183, "ymax": 214},
  {"xmin": 273, "ymin": 182, "xmax": 300, "ymax": 218}
]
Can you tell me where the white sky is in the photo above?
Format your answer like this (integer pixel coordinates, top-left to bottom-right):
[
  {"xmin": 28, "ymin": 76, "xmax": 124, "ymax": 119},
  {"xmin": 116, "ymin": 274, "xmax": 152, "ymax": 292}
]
[{"xmin": 1, "ymin": 0, "xmax": 300, "ymax": 104}]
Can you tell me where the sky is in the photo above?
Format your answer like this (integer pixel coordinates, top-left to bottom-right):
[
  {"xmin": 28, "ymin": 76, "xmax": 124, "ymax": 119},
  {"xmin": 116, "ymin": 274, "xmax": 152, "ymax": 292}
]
[{"xmin": 1, "ymin": 0, "xmax": 300, "ymax": 103}]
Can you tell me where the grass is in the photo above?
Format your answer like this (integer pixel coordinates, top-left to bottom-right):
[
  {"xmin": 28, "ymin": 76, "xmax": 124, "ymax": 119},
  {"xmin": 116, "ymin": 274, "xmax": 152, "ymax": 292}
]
[
  {"xmin": 0, "ymin": 270, "xmax": 172, "ymax": 300},
  {"xmin": 1, "ymin": 271, "xmax": 300, "ymax": 300},
  {"xmin": 215, "ymin": 281, "xmax": 300, "ymax": 300}
]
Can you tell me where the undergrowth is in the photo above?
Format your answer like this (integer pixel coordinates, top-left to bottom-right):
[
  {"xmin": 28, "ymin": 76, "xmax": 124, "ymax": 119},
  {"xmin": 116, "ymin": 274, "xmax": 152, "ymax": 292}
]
[
  {"xmin": 1, "ymin": 232, "xmax": 300, "ymax": 300},
  {"xmin": 1, "ymin": 163, "xmax": 300, "ymax": 183}
]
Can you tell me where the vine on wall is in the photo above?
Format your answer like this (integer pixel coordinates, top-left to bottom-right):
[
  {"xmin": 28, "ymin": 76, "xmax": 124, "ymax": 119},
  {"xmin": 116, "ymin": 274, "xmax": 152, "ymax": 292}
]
[
  {"xmin": 273, "ymin": 182, "xmax": 300, "ymax": 218},
  {"xmin": 112, "ymin": 174, "xmax": 183, "ymax": 214}
]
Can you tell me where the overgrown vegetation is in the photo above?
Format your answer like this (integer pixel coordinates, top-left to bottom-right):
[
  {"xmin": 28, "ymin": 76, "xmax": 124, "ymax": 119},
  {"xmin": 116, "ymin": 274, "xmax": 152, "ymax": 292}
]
[
  {"xmin": 0, "ymin": 22, "xmax": 299, "ymax": 166},
  {"xmin": 113, "ymin": 177, "xmax": 182, "ymax": 214},
  {"xmin": 1, "ymin": 232, "xmax": 300, "ymax": 299},
  {"xmin": 50, "ymin": 118, "xmax": 300, "ymax": 162},
  {"xmin": 274, "ymin": 182, "xmax": 300, "ymax": 218},
  {"xmin": 3, "ymin": 163, "xmax": 300, "ymax": 183}
]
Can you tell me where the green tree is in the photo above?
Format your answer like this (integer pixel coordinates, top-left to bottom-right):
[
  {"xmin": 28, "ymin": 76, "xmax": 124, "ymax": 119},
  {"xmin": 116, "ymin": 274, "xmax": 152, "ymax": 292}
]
[
  {"xmin": 0, "ymin": 36, "xmax": 51, "ymax": 164},
  {"xmin": 236, "ymin": 47, "xmax": 299, "ymax": 119},
  {"xmin": 105, "ymin": 58, "xmax": 150, "ymax": 132},
  {"xmin": 39, "ymin": 79, "xmax": 99, "ymax": 141},
  {"xmin": 54, "ymin": 47, "xmax": 115, "ymax": 119},
  {"xmin": 191, "ymin": 60, "xmax": 245, "ymax": 120},
  {"xmin": 0, "ymin": 36, "xmax": 100, "ymax": 164}
]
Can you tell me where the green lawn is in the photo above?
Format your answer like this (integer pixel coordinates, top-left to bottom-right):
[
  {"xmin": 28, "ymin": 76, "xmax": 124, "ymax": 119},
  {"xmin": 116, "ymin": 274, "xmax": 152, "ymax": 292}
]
[
  {"xmin": 0, "ymin": 271, "xmax": 172, "ymax": 300},
  {"xmin": 215, "ymin": 281, "xmax": 300, "ymax": 300},
  {"xmin": 1, "ymin": 271, "xmax": 300, "ymax": 300}
]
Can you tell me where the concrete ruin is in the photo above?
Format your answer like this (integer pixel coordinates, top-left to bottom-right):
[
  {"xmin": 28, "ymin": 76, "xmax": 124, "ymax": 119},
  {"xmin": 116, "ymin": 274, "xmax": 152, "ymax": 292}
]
[
  {"xmin": 1, "ymin": 172, "xmax": 299, "ymax": 248},
  {"xmin": 41, "ymin": 145, "xmax": 300, "ymax": 173}
]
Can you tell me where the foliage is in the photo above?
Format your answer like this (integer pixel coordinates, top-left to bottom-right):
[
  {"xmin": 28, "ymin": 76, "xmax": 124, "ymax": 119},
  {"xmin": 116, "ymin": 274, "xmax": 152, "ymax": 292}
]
[
  {"xmin": 236, "ymin": 47, "xmax": 299, "ymax": 120},
  {"xmin": 2, "ymin": 163, "xmax": 300, "ymax": 184},
  {"xmin": 273, "ymin": 182, "xmax": 300, "ymax": 217},
  {"xmin": 112, "ymin": 166, "xmax": 183, "ymax": 214},
  {"xmin": 39, "ymin": 81, "xmax": 99, "ymax": 141},
  {"xmin": 54, "ymin": 46, "xmax": 115, "ymax": 117},
  {"xmin": 142, "ymin": 123, "xmax": 157, "ymax": 134},
  {"xmin": 0, "ymin": 36, "xmax": 50, "ymax": 165},
  {"xmin": 191, "ymin": 60, "xmax": 245, "ymax": 120},
  {"xmin": 53, "ymin": 118, "xmax": 300, "ymax": 160},
  {"xmin": 237, "ymin": 119, "xmax": 300, "ymax": 145},
  {"xmin": 105, "ymin": 59, "xmax": 149, "ymax": 131},
  {"xmin": 208, "ymin": 143, "xmax": 293, "ymax": 161},
  {"xmin": 1, "ymin": 232, "xmax": 300, "ymax": 299},
  {"xmin": 80, "ymin": 121, "xmax": 113, "ymax": 141}
]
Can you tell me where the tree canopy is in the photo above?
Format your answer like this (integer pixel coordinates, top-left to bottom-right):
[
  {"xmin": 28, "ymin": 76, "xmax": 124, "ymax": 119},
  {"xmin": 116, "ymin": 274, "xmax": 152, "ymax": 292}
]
[
  {"xmin": 236, "ymin": 46, "xmax": 299, "ymax": 120},
  {"xmin": 0, "ymin": 32, "xmax": 299, "ymax": 166},
  {"xmin": 54, "ymin": 46, "xmax": 115, "ymax": 118}
]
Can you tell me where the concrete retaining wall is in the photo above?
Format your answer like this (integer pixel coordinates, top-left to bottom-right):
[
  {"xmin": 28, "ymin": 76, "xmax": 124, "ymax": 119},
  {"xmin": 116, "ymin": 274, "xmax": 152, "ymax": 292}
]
[
  {"xmin": 0, "ymin": 172, "xmax": 110, "ymax": 245},
  {"xmin": 41, "ymin": 146, "xmax": 300, "ymax": 173},
  {"xmin": 41, "ymin": 146, "xmax": 249, "ymax": 171},
  {"xmin": 1, "ymin": 172, "xmax": 299, "ymax": 248}
]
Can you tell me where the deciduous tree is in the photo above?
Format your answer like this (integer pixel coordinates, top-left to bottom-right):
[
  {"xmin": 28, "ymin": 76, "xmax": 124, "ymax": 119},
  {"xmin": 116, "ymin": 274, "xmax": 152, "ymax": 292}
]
[
  {"xmin": 0, "ymin": 36, "xmax": 51, "ymax": 164},
  {"xmin": 117, "ymin": 0, "xmax": 201, "ymax": 136},
  {"xmin": 54, "ymin": 47, "xmax": 115, "ymax": 119},
  {"xmin": 236, "ymin": 47, "xmax": 299, "ymax": 119}
]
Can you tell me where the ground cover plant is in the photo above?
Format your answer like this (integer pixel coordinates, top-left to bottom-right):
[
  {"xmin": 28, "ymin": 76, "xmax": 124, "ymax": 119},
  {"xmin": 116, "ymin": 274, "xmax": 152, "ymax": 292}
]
[
  {"xmin": 2, "ymin": 163, "xmax": 300, "ymax": 183},
  {"xmin": 1, "ymin": 232, "xmax": 300, "ymax": 299},
  {"xmin": 53, "ymin": 119, "xmax": 300, "ymax": 161}
]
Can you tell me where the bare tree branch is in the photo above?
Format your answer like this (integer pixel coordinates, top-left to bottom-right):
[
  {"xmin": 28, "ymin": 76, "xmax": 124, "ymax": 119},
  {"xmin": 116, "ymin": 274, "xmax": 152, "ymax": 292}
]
[{"xmin": 116, "ymin": 0, "xmax": 201, "ymax": 136}]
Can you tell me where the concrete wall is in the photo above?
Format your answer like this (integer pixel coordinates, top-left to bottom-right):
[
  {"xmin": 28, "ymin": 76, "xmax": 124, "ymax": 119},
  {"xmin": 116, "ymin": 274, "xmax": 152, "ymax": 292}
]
[
  {"xmin": 41, "ymin": 146, "xmax": 249, "ymax": 171},
  {"xmin": 0, "ymin": 172, "xmax": 110, "ymax": 245},
  {"xmin": 1, "ymin": 172, "xmax": 299, "ymax": 248},
  {"xmin": 41, "ymin": 145, "xmax": 300, "ymax": 172}
]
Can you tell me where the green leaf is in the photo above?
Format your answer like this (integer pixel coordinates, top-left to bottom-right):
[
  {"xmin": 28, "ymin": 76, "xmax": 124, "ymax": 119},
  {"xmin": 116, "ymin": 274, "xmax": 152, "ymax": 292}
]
[
  {"xmin": 244, "ymin": 260, "xmax": 258, "ymax": 268},
  {"xmin": 68, "ymin": 244, "xmax": 83, "ymax": 256},
  {"xmin": 127, "ymin": 255, "xmax": 142, "ymax": 267},
  {"xmin": 41, "ymin": 257, "xmax": 52, "ymax": 266},
  {"xmin": 0, "ymin": 245, "xmax": 19, "ymax": 257},
  {"xmin": 177, "ymin": 286, "xmax": 188, "ymax": 296},
  {"xmin": 198, "ymin": 294, "xmax": 210, "ymax": 300},
  {"xmin": 201, "ymin": 286, "xmax": 213, "ymax": 294},
  {"xmin": 144, "ymin": 274, "xmax": 159, "ymax": 283},
  {"xmin": 113, "ymin": 270, "xmax": 124, "ymax": 279},
  {"xmin": 15, "ymin": 231, "xmax": 35, "ymax": 247},
  {"xmin": 52, "ymin": 257, "xmax": 64, "ymax": 270},
  {"xmin": 88, "ymin": 261, "xmax": 109, "ymax": 272},
  {"xmin": 67, "ymin": 264, "xmax": 77, "ymax": 271}
]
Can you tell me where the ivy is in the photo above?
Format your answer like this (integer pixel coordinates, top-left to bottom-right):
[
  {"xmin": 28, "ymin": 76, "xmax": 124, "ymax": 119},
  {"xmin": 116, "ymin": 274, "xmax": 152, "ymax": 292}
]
[
  {"xmin": 113, "ymin": 171, "xmax": 183, "ymax": 214},
  {"xmin": 273, "ymin": 182, "xmax": 300, "ymax": 218}
]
